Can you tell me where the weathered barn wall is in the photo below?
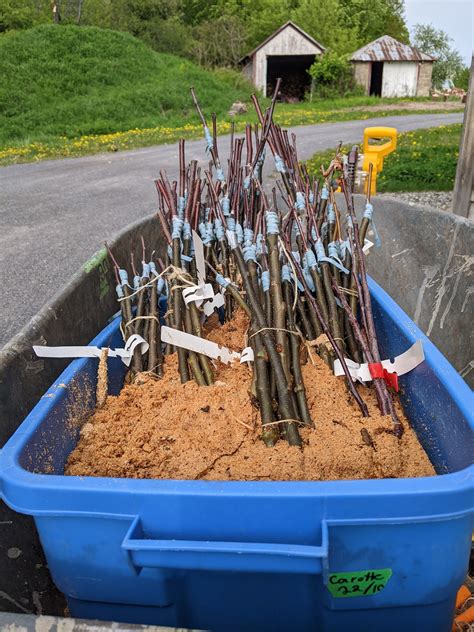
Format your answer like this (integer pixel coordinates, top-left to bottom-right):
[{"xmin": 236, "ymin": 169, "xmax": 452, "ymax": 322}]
[
  {"xmin": 353, "ymin": 61, "xmax": 371, "ymax": 94},
  {"xmin": 242, "ymin": 61, "xmax": 253, "ymax": 83},
  {"xmin": 382, "ymin": 62, "xmax": 418, "ymax": 97},
  {"xmin": 253, "ymin": 24, "xmax": 323, "ymax": 95},
  {"xmin": 416, "ymin": 62, "xmax": 433, "ymax": 96}
]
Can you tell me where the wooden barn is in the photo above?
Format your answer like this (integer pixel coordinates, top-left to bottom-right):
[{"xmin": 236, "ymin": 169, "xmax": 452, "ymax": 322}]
[
  {"xmin": 350, "ymin": 35, "xmax": 435, "ymax": 98},
  {"xmin": 240, "ymin": 21, "xmax": 325, "ymax": 100}
]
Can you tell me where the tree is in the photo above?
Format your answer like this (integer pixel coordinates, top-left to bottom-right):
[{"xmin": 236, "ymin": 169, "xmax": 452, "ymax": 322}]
[
  {"xmin": 308, "ymin": 50, "xmax": 359, "ymax": 97},
  {"xmin": 453, "ymin": 65, "xmax": 470, "ymax": 91},
  {"xmin": 412, "ymin": 24, "xmax": 464, "ymax": 89}
]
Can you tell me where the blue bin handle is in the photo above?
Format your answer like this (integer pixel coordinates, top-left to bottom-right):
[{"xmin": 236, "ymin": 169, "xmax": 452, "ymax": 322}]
[{"xmin": 122, "ymin": 517, "xmax": 329, "ymax": 575}]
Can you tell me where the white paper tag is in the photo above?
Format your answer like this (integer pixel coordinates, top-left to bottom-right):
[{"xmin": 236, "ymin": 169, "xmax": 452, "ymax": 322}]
[
  {"xmin": 161, "ymin": 326, "xmax": 251, "ymax": 365},
  {"xmin": 33, "ymin": 334, "xmax": 149, "ymax": 368},
  {"xmin": 333, "ymin": 340, "xmax": 424, "ymax": 382}
]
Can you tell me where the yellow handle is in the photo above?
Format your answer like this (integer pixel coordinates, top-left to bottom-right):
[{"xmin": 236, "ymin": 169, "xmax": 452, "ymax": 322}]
[{"xmin": 362, "ymin": 127, "xmax": 397, "ymax": 194}]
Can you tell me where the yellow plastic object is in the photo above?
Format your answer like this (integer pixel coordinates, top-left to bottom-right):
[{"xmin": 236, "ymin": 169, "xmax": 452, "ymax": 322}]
[{"xmin": 362, "ymin": 126, "xmax": 397, "ymax": 195}]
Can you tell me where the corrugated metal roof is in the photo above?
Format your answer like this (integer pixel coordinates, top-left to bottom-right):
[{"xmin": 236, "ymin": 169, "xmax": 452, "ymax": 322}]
[{"xmin": 350, "ymin": 35, "xmax": 435, "ymax": 62}]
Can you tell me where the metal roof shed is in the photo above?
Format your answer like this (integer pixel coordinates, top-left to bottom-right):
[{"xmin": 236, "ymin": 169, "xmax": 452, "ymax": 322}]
[
  {"xmin": 350, "ymin": 35, "xmax": 435, "ymax": 98},
  {"xmin": 240, "ymin": 21, "xmax": 325, "ymax": 100}
]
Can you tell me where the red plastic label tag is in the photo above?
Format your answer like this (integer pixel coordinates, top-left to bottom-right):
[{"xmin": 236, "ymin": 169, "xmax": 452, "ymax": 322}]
[{"xmin": 368, "ymin": 363, "xmax": 399, "ymax": 391}]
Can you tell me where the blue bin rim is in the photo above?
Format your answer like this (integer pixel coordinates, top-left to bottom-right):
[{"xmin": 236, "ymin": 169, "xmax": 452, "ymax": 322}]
[{"xmin": 1, "ymin": 278, "xmax": 473, "ymax": 518}]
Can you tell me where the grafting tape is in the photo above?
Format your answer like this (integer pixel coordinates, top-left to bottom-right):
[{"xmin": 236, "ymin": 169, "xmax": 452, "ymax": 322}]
[
  {"xmin": 295, "ymin": 191, "xmax": 305, "ymax": 212},
  {"xmin": 216, "ymin": 168, "xmax": 225, "ymax": 182},
  {"xmin": 171, "ymin": 216, "xmax": 184, "ymax": 240},
  {"xmin": 266, "ymin": 210, "xmax": 279, "ymax": 235},
  {"xmin": 204, "ymin": 125, "xmax": 213, "ymax": 153},
  {"xmin": 261, "ymin": 269, "xmax": 270, "ymax": 291},
  {"xmin": 274, "ymin": 154, "xmax": 286, "ymax": 173}
]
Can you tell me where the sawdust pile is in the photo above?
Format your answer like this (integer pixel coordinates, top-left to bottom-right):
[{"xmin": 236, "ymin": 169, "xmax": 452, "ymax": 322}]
[{"xmin": 66, "ymin": 310, "xmax": 435, "ymax": 481}]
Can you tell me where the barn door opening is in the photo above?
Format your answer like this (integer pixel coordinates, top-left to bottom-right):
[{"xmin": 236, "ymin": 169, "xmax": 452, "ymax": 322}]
[
  {"xmin": 370, "ymin": 61, "xmax": 383, "ymax": 96},
  {"xmin": 266, "ymin": 55, "xmax": 315, "ymax": 101}
]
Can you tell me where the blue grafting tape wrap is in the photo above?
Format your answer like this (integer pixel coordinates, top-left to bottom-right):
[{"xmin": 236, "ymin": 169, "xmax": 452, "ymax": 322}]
[
  {"xmin": 116, "ymin": 283, "xmax": 124, "ymax": 299},
  {"xmin": 309, "ymin": 190, "xmax": 314, "ymax": 204},
  {"xmin": 204, "ymin": 125, "xmax": 213, "ymax": 153},
  {"xmin": 261, "ymin": 269, "xmax": 270, "ymax": 292},
  {"xmin": 295, "ymin": 191, "xmax": 305, "ymax": 212},
  {"xmin": 214, "ymin": 218, "xmax": 225, "ymax": 241},
  {"xmin": 302, "ymin": 263, "xmax": 315, "ymax": 292},
  {"xmin": 266, "ymin": 210, "xmax": 279, "ymax": 235},
  {"xmin": 235, "ymin": 222, "xmax": 244, "ymax": 244},
  {"xmin": 311, "ymin": 226, "xmax": 317, "ymax": 242},
  {"xmin": 243, "ymin": 243, "xmax": 257, "ymax": 262},
  {"xmin": 216, "ymin": 168, "xmax": 225, "ymax": 182},
  {"xmin": 321, "ymin": 221, "xmax": 328, "ymax": 240},
  {"xmin": 182, "ymin": 220, "xmax": 192, "ymax": 240},
  {"xmin": 215, "ymin": 273, "xmax": 230, "ymax": 289},
  {"xmin": 227, "ymin": 216, "xmax": 236, "ymax": 232},
  {"xmin": 157, "ymin": 277, "xmax": 165, "ymax": 295},
  {"xmin": 256, "ymin": 232, "xmax": 265, "ymax": 256},
  {"xmin": 327, "ymin": 241, "xmax": 350, "ymax": 274},
  {"xmin": 177, "ymin": 196, "xmax": 186, "ymax": 220},
  {"xmin": 291, "ymin": 250, "xmax": 301, "ymax": 264},
  {"xmin": 118, "ymin": 269, "xmax": 129, "ymax": 287},
  {"xmin": 327, "ymin": 203, "xmax": 336, "ymax": 223},
  {"xmin": 243, "ymin": 175, "xmax": 251, "ymax": 190},
  {"xmin": 363, "ymin": 202, "xmax": 381, "ymax": 247},
  {"xmin": 133, "ymin": 275, "xmax": 140, "ymax": 291},
  {"xmin": 274, "ymin": 154, "xmax": 286, "ymax": 173},
  {"xmin": 199, "ymin": 222, "xmax": 212, "ymax": 246},
  {"xmin": 142, "ymin": 262, "xmax": 151, "ymax": 279},
  {"xmin": 149, "ymin": 261, "xmax": 157, "ymax": 276},
  {"xmin": 171, "ymin": 216, "xmax": 184, "ymax": 240},
  {"xmin": 167, "ymin": 244, "xmax": 172, "ymax": 259},
  {"xmin": 181, "ymin": 254, "xmax": 193, "ymax": 263},
  {"xmin": 256, "ymin": 148, "xmax": 266, "ymax": 168},
  {"xmin": 321, "ymin": 185, "xmax": 329, "ymax": 200},
  {"xmin": 281, "ymin": 264, "xmax": 291, "ymax": 284},
  {"xmin": 243, "ymin": 227, "xmax": 254, "ymax": 245},
  {"xmin": 303, "ymin": 248, "xmax": 317, "ymax": 269},
  {"xmin": 221, "ymin": 197, "xmax": 230, "ymax": 216}
]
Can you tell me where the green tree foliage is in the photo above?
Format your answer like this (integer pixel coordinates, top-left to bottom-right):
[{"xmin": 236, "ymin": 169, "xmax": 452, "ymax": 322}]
[
  {"xmin": 0, "ymin": 0, "xmax": 413, "ymax": 68},
  {"xmin": 453, "ymin": 65, "xmax": 471, "ymax": 91},
  {"xmin": 412, "ymin": 24, "xmax": 464, "ymax": 90},
  {"xmin": 308, "ymin": 51, "xmax": 359, "ymax": 97}
]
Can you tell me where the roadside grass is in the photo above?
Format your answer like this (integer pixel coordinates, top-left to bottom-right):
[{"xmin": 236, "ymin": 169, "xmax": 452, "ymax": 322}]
[
  {"xmin": 305, "ymin": 124, "xmax": 462, "ymax": 192},
  {"xmin": 0, "ymin": 104, "xmax": 463, "ymax": 167}
]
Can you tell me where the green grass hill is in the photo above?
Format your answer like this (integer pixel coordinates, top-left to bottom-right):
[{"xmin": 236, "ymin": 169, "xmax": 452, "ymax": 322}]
[{"xmin": 0, "ymin": 24, "xmax": 253, "ymax": 145}]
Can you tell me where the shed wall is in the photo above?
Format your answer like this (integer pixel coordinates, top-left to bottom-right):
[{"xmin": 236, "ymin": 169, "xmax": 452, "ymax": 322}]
[
  {"xmin": 382, "ymin": 62, "xmax": 418, "ymax": 97},
  {"xmin": 353, "ymin": 62, "xmax": 371, "ymax": 94},
  {"xmin": 253, "ymin": 24, "xmax": 323, "ymax": 95},
  {"xmin": 416, "ymin": 62, "xmax": 433, "ymax": 96}
]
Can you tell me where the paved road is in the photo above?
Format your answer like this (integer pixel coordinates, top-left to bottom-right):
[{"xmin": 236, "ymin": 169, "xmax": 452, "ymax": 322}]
[{"xmin": 0, "ymin": 112, "xmax": 463, "ymax": 346}]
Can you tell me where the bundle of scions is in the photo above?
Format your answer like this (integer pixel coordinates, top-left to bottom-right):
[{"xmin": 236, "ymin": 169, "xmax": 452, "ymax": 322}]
[{"xmin": 107, "ymin": 80, "xmax": 403, "ymax": 448}]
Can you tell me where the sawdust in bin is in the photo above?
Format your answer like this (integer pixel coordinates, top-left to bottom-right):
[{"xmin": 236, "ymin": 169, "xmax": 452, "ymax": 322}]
[{"xmin": 66, "ymin": 310, "xmax": 435, "ymax": 481}]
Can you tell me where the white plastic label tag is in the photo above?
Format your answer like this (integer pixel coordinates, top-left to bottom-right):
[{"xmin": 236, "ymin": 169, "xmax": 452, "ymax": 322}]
[
  {"xmin": 363, "ymin": 238, "xmax": 374, "ymax": 255},
  {"xmin": 161, "ymin": 327, "xmax": 252, "ymax": 365},
  {"xmin": 33, "ymin": 334, "xmax": 149, "ymax": 367},
  {"xmin": 183, "ymin": 282, "xmax": 215, "ymax": 305},
  {"xmin": 333, "ymin": 340, "xmax": 424, "ymax": 382}
]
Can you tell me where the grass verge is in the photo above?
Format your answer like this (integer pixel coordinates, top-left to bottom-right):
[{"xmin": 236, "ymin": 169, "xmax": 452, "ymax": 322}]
[{"xmin": 305, "ymin": 124, "xmax": 462, "ymax": 192}]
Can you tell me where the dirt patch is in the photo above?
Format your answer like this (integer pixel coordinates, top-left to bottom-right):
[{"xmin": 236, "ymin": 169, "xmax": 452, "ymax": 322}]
[
  {"xmin": 350, "ymin": 101, "xmax": 464, "ymax": 113},
  {"xmin": 66, "ymin": 310, "xmax": 434, "ymax": 481}
]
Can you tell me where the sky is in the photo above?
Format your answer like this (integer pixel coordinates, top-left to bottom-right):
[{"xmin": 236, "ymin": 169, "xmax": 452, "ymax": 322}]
[{"xmin": 404, "ymin": 0, "xmax": 473, "ymax": 65}]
